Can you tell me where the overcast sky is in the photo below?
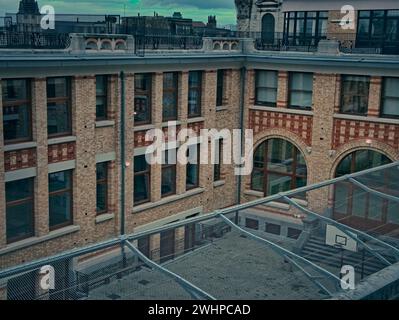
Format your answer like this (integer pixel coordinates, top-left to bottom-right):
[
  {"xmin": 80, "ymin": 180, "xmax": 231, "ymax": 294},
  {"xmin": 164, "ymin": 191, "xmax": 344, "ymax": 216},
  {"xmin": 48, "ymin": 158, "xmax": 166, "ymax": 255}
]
[{"xmin": 0, "ymin": 0, "xmax": 237, "ymax": 26}]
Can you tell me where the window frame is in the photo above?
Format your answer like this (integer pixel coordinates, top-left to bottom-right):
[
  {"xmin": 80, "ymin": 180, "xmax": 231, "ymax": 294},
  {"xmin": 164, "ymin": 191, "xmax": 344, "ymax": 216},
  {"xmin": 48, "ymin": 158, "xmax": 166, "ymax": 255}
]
[
  {"xmin": 134, "ymin": 155, "xmax": 151, "ymax": 205},
  {"xmin": 162, "ymin": 72, "xmax": 179, "ymax": 122},
  {"xmin": 96, "ymin": 162, "xmax": 109, "ymax": 215},
  {"xmin": 288, "ymin": 72, "xmax": 313, "ymax": 110},
  {"xmin": 255, "ymin": 70, "xmax": 278, "ymax": 107},
  {"xmin": 134, "ymin": 73, "xmax": 152, "ymax": 125},
  {"xmin": 5, "ymin": 178, "xmax": 35, "ymax": 244},
  {"xmin": 2, "ymin": 78, "xmax": 33, "ymax": 145},
  {"xmin": 213, "ymin": 139, "xmax": 223, "ymax": 182},
  {"xmin": 47, "ymin": 77, "xmax": 72, "ymax": 138},
  {"xmin": 340, "ymin": 75, "xmax": 370, "ymax": 116},
  {"xmin": 48, "ymin": 170, "xmax": 73, "ymax": 231},
  {"xmin": 188, "ymin": 71, "xmax": 202, "ymax": 118},
  {"xmin": 161, "ymin": 150, "xmax": 177, "ymax": 198},
  {"xmin": 216, "ymin": 69, "xmax": 225, "ymax": 107},
  {"xmin": 186, "ymin": 144, "xmax": 200, "ymax": 191},
  {"xmin": 95, "ymin": 75, "xmax": 108, "ymax": 121},
  {"xmin": 251, "ymin": 139, "xmax": 307, "ymax": 198},
  {"xmin": 380, "ymin": 77, "xmax": 399, "ymax": 119}
]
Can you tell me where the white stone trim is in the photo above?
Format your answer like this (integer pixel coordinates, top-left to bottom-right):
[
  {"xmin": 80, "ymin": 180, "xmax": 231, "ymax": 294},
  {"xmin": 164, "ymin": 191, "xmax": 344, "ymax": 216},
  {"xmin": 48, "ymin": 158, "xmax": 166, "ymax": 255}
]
[
  {"xmin": 134, "ymin": 206, "xmax": 203, "ymax": 233},
  {"xmin": 5, "ymin": 168, "xmax": 37, "ymax": 182},
  {"xmin": 133, "ymin": 188, "xmax": 204, "ymax": 214},
  {"xmin": 95, "ymin": 213, "xmax": 115, "ymax": 224},
  {"xmin": 250, "ymin": 105, "xmax": 314, "ymax": 116},
  {"xmin": 334, "ymin": 113, "xmax": 399, "ymax": 125},
  {"xmin": 95, "ymin": 152, "xmax": 116, "ymax": 163},
  {"xmin": 0, "ymin": 225, "xmax": 80, "ymax": 257},
  {"xmin": 48, "ymin": 160, "xmax": 76, "ymax": 173},
  {"xmin": 4, "ymin": 141, "xmax": 37, "ymax": 152},
  {"xmin": 48, "ymin": 136, "xmax": 77, "ymax": 145},
  {"xmin": 95, "ymin": 120, "xmax": 115, "ymax": 128}
]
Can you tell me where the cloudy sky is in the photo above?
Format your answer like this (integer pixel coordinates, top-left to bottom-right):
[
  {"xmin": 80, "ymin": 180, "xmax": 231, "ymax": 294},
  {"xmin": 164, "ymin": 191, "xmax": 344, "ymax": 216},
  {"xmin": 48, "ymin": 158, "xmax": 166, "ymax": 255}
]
[{"xmin": 0, "ymin": 0, "xmax": 237, "ymax": 26}]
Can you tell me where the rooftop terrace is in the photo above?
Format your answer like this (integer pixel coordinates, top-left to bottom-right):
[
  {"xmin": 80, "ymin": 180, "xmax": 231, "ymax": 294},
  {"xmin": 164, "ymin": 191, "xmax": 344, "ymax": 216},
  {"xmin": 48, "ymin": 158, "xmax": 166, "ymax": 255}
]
[{"xmin": 1, "ymin": 162, "xmax": 399, "ymax": 300}]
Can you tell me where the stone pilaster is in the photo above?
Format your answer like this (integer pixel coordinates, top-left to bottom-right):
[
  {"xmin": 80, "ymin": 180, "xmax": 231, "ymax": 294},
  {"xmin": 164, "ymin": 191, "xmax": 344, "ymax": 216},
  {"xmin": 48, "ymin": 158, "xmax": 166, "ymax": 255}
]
[
  {"xmin": 308, "ymin": 73, "xmax": 338, "ymax": 213},
  {"xmin": 72, "ymin": 76, "xmax": 97, "ymax": 239},
  {"xmin": 368, "ymin": 76, "xmax": 382, "ymax": 117},
  {"xmin": 150, "ymin": 73, "xmax": 163, "ymax": 202},
  {"xmin": 174, "ymin": 226, "xmax": 185, "ymax": 257},
  {"xmin": 33, "ymin": 78, "xmax": 49, "ymax": 237},
  {"xmin": 277, "ymin": 71, "xmax": 288, "ymax": 108},
  {"xmin": 149, "ymin": 233, "xmax": 160, "ymax": 262}
]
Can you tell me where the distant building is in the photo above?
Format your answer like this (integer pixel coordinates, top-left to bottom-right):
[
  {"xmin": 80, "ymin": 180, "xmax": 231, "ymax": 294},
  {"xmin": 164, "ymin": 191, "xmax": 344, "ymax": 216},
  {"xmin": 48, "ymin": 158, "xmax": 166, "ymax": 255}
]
[{"xmin": 16, "ymin": 0, "xmax": 41, "ymax": 32}]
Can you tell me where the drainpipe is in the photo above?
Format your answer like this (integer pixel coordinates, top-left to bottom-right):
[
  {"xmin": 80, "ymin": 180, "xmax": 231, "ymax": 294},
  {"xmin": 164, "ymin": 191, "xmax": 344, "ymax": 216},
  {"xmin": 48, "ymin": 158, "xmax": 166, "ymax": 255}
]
[
  {"xmin": 120, "ymin": 71, "xmax": 127, "ymax": 266},
  {"xmin": 120, "ymin": 71, "xmax": 126, "ymax": 237},
  {"xmin": 235, "ymin": 66, "xmax": 246, "ymax": 223}
]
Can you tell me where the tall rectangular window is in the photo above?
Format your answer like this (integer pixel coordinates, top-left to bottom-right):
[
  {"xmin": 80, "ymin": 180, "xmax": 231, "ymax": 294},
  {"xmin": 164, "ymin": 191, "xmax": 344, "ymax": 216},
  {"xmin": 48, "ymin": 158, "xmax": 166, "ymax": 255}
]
[
  {"xmin": 216, "ymin": 70, "xmax": 225, "ymax": 107},
  {"xmin": 6, "ymin": 178, "xmax": 34, "ymax": 243},
  {"xmin": 381, "ymin": 77, "xmax": 399, "ymax": 118},
  {"xmin": 186, "ymin": 144, "xmax": 199, "ymax": 190},
  {"xmin": 188, "ymin": 71, "xmax": 202, "ymax": 118},
  {"xmin": 134, "ymin": 73, "xmax": 152, "ymax": 125},
  {"xmin": 96, "ymin": 75, "xmax": 108, "ymax": 121},
  {"xmin": 214, "ymin": 139, "xmax": 222, "ymax": 182},
  {"xmin": 288, "ymin": 72, "xmax": 313, "ymax": 110},
  {"xmin": 161, "ymin": 149, "xmax": 176, "ymax": 197},
  {"xmin": 341, "ymin": 75, "xmax": 370, "ymax": 115},
  {"xmin": 134, "ymin": 155, "xmax": 150, "ymax": 204},
  {"xmin": 96, "ymin": 162, "xmax": 108, "ymax": 214},
  {"xmin": 163, "ymin": 72, "xmax": 178, "ymax": 121},
  {"xmin": 47, "ymin": 77, "xmax": 71, "ymax": 137},
  {"xmin": 2, "ymin": 79, "xmax": 32, "ymax": 144},
  {"xmin": 255, "ymin": 70, "xmax": 278, "ymax": 106},
  {"xmin": 49, "ymin": 170, "xmax": 73, "ymax": 230}
]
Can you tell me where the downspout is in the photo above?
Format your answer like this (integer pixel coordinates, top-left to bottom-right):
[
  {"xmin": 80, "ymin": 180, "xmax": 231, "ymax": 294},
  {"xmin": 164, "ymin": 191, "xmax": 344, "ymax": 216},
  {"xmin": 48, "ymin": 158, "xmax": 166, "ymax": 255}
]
[
  {"xmin": 235, "ymin": 66, "xmax": 246, "ymax": 223},
  {"xmin": 120, "ymin": 71, "xmax": 126, "ymax": 236},
  {"xmin": 120, "ymin": 71, "xmax": 127, "ymax": 265}
]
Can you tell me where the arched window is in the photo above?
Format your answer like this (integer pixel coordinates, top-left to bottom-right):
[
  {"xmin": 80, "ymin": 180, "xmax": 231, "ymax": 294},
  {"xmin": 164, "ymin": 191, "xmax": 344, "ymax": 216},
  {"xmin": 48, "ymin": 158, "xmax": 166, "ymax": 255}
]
[
  {"xmin": 333, "ymin": 149, "xmax": 396, "ymax": 230},
  {"xmin": 251, "ymin": 138, "xmax": 307, "ymax": 196}
]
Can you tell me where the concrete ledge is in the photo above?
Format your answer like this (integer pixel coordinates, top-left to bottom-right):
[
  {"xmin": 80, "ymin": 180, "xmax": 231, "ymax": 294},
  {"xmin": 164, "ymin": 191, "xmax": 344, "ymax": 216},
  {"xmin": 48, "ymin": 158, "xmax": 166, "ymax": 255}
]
[
  {"xmin": 216, "ymin": 106, "xmax": 228, "ymax": 112},
  {"xmin": 213, "ymin": 180, "xmax": 226, "ymax": 187},
  {"xmin": 95, "ymin": 213, "xmax": 115, "ymax": 224},
  {"xmin": 5, "ymin": 167, "xmax": 37, "ymax": 182},
  {"xmin": 134, "ymin": 206, "xmax": 203, "ymax": 233},
  {"xmin": 96, "ymin": 152, "xmax": 116, "ymax": 163},
  {"xmin": 48, "ymin": 136, "xmax": 76, "ymax": 145},
  {"xmin": 250, "ymin": 105, "xmax": 314, "ymax": 116},
  {"xmin": 330, "ymin": 261, "xmax": 399, "ymax": 300},
  {"xmin": 134, "ymin": 124, "xmax": 155, "ymax": 132},
  {"xmin": 334, "ymin": 113, "xmax": 399, "ymax": 125},
  {"xmin": 187, "ymin": 117, "xmax": 205, "ymax": 123},
  {"xmin": 48, "ymin": 160, "xmax": 76, "ymax": 174},
  {"xmin": 4, "ymin": 141, "xmax": 37, "ymax": 152},
  {"xmin": 0, "ymin": 225, "xmax": 80, "ymax": 257},
  {"xmin": 133, "ymin": 188, "xmax": 205, "ymax": 214},
  {"xmin": 95, "ymin": 120, "xmax": 115, "ymax": 128}
]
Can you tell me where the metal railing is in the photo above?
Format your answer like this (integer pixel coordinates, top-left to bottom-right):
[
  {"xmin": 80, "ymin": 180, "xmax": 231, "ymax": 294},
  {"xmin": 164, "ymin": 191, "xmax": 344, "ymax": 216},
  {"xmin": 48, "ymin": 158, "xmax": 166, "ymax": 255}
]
[
  {"xmin": 0, "ymin": 31, "xmax": 71, "ymax": 49},
  {"xmin": 254, "ymin": 32, "xmax": 399, "ymax": 55}
]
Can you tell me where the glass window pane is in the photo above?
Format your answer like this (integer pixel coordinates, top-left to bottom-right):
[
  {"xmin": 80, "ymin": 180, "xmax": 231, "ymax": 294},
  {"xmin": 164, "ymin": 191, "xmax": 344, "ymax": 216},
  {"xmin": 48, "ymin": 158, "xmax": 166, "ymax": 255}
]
[
  {"xmin": 6, "ymin": 202, "xmax": 34, "ymax": 242},
  {"xmin": 47, "ymin": 102, "xmax": 71, "ymax": 135},
  {"xmin": 49, "ymin": 171, "xmax": 71, "ymax": 192},
  {"xmin": 134, "ymin": 174, "xmax": 150, "ymax": 203},
  {"xmin": 49, "ymin": 192, "xmax": 72, "ymax": 228},
  {"xmin": 6, "ymin": 179, "xmax": 33, "ymax": 202},
  {"xmin": 2, "ymin": 79, "xmax": 29, "ymax": 101},
  {"xmin": 96, "ymin": 75, "xmax": 107, "ymax": 96},
  {"xmin": 47, "ymin": 78, "xmax": 68, "ymax": 98},
  {"xmin": 134, "ymin": 155, "xmax": 149, "ymax": 173},
  {"xmin": 96, "ymin": 163, "xmax": 107, "ymax": 180},
  {"xmin": 135, "ymin": 73, "xmax": 152, "ymax": 123},
  {"xmin": 334, "ymin": 183, "xmax": 350, "ymax": 214},
  {"xmin": 267, "ymin": 139, "xmax": 293, "ymax": 173},
  {"xmin": 267, "ymin": 173, "xmax": 292, "ymax": 195},
  {"xmin": 96, "ymin": 183, "xmax": 107, "ymax": 213},
  {"xmin": 3, "ymin": 104, "xmax": 31, "ymax": 141},
  {"xmin": 161, "ymin": 166, "xmax": 176, "ymax": 196},
  {"xmin": 251, "ymin": 169, "xmax": 264, "ymax": 192}
]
